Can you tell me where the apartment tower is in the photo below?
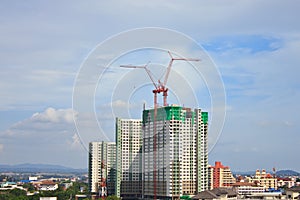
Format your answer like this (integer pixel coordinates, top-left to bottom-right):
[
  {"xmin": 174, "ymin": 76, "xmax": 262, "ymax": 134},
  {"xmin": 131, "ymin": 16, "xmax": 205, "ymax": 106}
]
[
  {"xmin": 115, "ymin": 118, "xmax": 143, "ymax": 199},
  {"xmin": 143, "ymin": 105, "xmax": 209, "ymax": 200},
  {"xmin": 88, "ymin": 141, "xmax": 116, "ymax": 195}
]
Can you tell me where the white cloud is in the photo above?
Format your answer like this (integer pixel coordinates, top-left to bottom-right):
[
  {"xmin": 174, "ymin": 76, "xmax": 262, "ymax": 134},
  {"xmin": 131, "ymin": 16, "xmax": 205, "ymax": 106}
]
[
  {"xmin": 2, "ymin": 108, "xmax": 77, "ymax": 137},
  {"xmin": 112, "ymin": 100, "xmax": 130, "ymax": 108},
  {"xmin": 31, "ymin": 107, "xmax": 76, "ymax": 124},
  {"xmin": 0, "ymin": 107, "xmax": 88, "ymax": 167}
]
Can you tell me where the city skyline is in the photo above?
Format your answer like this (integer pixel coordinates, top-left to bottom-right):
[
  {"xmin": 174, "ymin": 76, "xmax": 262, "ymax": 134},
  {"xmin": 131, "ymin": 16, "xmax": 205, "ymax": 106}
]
[{"xmin": 0, "ymin": 1, "xmax": 299, "ymax": 172}]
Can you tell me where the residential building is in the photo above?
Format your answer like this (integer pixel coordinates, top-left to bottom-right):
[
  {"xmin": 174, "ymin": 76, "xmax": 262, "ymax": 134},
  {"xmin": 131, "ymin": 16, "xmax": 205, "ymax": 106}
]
[
  {"xmin": 38, "ymin": 180, "xmax": 58, "ymax": 191},
  {"xmin": 244, "ymin": 192, "xmax": 282, "ymax": 199},
  {"xmin": 232, "ymin": 182, "xmax": 265, "ymax": 196},
  {"xmin": 209, "ymin": 161, "xmax": 236, "ymax": 189},
  {"xmin": 277, "ymin": 177, "xmax": 296, "ymax": 188},
  {"xmin": 0, "ymin": 181, "xmax": 25, "ymax": 191},
  {"xmin": 29, "ymin": 177, "xmax": 38, "ymax": 181},
  {"xmin": 192, "ymin": 187, "xmax": 237, "ymax": 200},
  {"xmin": 0, "ymin": 181, "xmax": 17, "ymax": 189},
  {"xmin": 115, "ymin": 118, "xmax": 143, "ymax": 199},
  {"xmin": 286, "ymin": 186, "xmax": 300, "ymax": 199},
  {"xmin": 88, "ymin": 141, "xmax": 116, "ymax": 195},
  {"xmin": 251, "ymin": 169, "xmax": 277, "ymax": 190},
  {"xmin": 143, "ymin": 105, "xmax": 209, "ymax": 199}
]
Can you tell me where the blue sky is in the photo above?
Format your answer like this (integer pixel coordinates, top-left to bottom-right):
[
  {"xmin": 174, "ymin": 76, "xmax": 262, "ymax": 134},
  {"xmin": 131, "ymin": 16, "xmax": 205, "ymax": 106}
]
[{"xmin": 0, "ymin": 1, "xmax": 299, "ymax": 171}]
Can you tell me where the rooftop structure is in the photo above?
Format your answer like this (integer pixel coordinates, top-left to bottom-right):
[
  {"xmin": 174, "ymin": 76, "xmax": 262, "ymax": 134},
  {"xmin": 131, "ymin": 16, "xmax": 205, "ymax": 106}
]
[{"xmin": 192, "ymin": 187, "xmax": 237, "ymax": 200}]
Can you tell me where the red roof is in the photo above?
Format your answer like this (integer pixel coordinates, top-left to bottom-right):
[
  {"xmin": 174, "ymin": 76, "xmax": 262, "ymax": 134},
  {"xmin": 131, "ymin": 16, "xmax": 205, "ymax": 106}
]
[
  {"xmin": 40, "ymin": 180, "xmax": 56, "ymax": 185},
  {"xmin": 232, "ymin": 182, "xmax": 255, "ymax": 187},
  {"xmin": 265, "ymin": 173, "xmax": 273, "ymax": 178}
]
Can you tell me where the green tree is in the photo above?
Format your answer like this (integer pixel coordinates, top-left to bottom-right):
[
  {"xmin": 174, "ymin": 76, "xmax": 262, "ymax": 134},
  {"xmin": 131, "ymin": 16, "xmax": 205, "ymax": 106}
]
[
  {"xmin": 23, "ymin": 183, "xmax": 35, "ymax": 192},
  {"xmin": 0, "ymin": 189, "xmax": 30, "ymax": 200},
  {"xmin": 106, "ymin": 195, "xmax": 120, "ymax": 200},
  {"xmin": 9, "ymin": 188, "xmax": 27, "ymax": 197},
  {"xmin": 0, "ymin": 182, "xmax": 90, "ymax": 200},
  {"xmin": 13, "ymin": 196, "xmax": 29, "ymax": 200},
  {"xmin": 28, "ymin": 194, "xmax": 41, "ymax": 200},
  {"xmin": 0, "ymin": 193, "xmax": 11, "ymax": 200}
]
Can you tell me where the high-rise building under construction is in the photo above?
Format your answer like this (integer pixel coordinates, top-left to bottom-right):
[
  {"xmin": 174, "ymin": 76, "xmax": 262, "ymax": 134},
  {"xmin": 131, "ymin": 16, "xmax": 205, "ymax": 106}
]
[
  {"xmin": 89, "ymin": 105, "xmax": 209, "ymax": 199},
  {"xmin": 142, "ymin": 105, "xmax": 209, "ymax": 200}
]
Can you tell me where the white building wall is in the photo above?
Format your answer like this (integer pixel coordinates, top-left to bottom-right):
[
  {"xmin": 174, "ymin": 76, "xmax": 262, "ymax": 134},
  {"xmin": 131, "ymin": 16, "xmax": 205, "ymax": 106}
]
[
  {"xmin": 89, "ymin": 141, "xmax": 116, "ymax": 194},
  {"xmin": 143, "ymin": 106, "xmax": 208, "ymax": 199},
  {"xmin": 115, "ymin": 118, "xmax": 143, "ymax": 198}
]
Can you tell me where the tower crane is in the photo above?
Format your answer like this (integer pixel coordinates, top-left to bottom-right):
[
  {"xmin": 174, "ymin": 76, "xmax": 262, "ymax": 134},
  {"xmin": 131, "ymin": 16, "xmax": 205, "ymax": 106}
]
[
  {"xmin": 120, "ymin": 62, "xmax": 161, "ymax": 108},
  {"xmin": 121, "ymin": 51, "xmax": 200, "ymax": 107},
  {"xmin": 162, "ymin": 51, "xmax": 200, "ymax": 106},
  {"xmin": 120, "ymin": 51, "xmax": 200, "ymax": 200}
]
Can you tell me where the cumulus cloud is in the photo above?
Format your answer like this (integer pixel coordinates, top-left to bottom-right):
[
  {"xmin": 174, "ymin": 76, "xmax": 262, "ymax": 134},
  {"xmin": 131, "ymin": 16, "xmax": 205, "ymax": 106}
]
[
  {"xmin": 31, "ymin": 107, "xmax": 76, "ymax": 124},
  {"xmin": 0, "ymin": 107, "xmax": 88, "ymax": 167},
  {"xmin": 2, "ymin": 108, "xmax": 78, "ymax": 138}
]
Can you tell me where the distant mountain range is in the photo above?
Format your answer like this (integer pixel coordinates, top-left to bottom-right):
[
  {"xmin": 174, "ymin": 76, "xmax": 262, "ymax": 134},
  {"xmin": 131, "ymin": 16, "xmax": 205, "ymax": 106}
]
[
  {"xmin": 1, "ymin": 163, "xmax": 298, "ymax": 176},
  {"xmin": 233, "ymin": 169, "xmax": 299, "ymax": 176},
  {"xmin": 0, "ymin": 163, "xmax": 87, "ymax": 173},
  {"xmin": 276, "ymin": 170, "xmax": 299, "ymax": 176}
]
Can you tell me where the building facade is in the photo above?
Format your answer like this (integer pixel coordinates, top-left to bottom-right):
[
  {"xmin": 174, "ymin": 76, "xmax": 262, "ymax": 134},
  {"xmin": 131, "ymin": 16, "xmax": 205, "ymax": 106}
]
[
  {"xmin": 88, "ymin": 141, "xmax": 116, "ymax": 195},
  {"xmin": 209, "ymin": 161, "xmax": 236, "ymax": 189},
  {"xmin": 232, "ymin": 182, "xmax": 265, "ymax": 196},
  {"xmin": 142, "ymin": 105, "xmax": 209, "ymax": 200},
  {"xmin": 115, "ymin": 118, "xmax": 143, "ymax": 199},
  {"xmin": 277, "ymin": 177, "xmax": 296, "ymax": 188},
  {"xmin": 251, "ymin": 169, "xmax": 277, "ymax": 190}
]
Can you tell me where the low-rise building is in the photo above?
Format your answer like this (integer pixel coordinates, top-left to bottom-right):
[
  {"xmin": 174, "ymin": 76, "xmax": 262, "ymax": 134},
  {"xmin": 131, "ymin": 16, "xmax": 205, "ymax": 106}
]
[
  {"xmin": 232, "ymin": 182, "xmax": 265, "ymax": 196},
  {"xmin": 192, "ymin": 187, "xmax": 237, "ymax": 200},
  {"xmin": 0, "ymin": 181, "xmax": 26, "ymax": 191},
  {"xmin": 286, "ymin": 186, "xmax": 300, "ymax": 199},
  {"xmin": 29, "ymin": 176, "xmax": 38, "ymax": 181},
  {"xmin": 0, "ymin": 181, "xmax": 17, "ymax": 188},
  {"xmin": 277, "ymin": 177, "xmax": 296, "ymax": 188},
  {"xmin": 38, "ymin": 180, "xmax": 58, "ymax": 191},
  {"xmin": 244, "ymin": 191, "xmax": 282, "ymax": 199}
]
